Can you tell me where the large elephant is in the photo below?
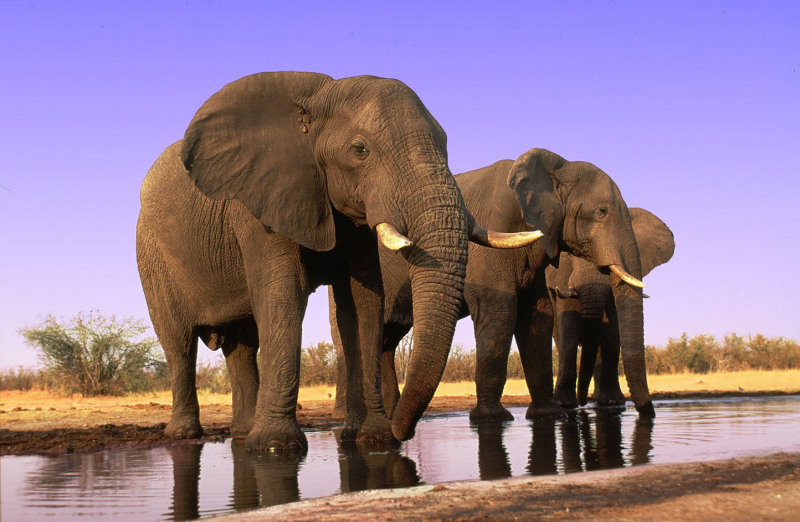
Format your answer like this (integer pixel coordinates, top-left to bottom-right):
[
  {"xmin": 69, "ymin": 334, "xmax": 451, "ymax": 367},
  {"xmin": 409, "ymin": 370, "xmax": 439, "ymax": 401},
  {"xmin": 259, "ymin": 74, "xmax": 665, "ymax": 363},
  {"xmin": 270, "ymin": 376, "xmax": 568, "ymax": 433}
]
[
  {"xmin": 136, "ymin": 72, "xmax": 538, "ymax": 454},
  {"xmin": 546, "ymin": 208, "xmax": 675, "ymax": 408},
  {"xmin": 333, "ymin": 147, "xmax": 655, "ymax": 422}
]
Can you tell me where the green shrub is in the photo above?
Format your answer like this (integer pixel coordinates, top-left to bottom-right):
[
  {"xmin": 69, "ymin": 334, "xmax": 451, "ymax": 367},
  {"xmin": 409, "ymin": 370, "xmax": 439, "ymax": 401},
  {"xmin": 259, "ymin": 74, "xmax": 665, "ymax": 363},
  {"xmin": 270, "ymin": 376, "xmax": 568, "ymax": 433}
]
[
  {"xmin": 300, "ymin": 341, "xmax": 338, "ymax": 386},
  {"xmin": 0, "ymin": 366, "xmax": 45, "ymax": 391},
  {"xmin": 642, "ymin": 333, "xmax": 800, "ymax": 374},
  {"xmin": 195, "ymin": 357, "xmax": 231, "ymax": 393},
  {"xmin": 19, "ymin": 312, "xmax": 166, "ymax": 396}
]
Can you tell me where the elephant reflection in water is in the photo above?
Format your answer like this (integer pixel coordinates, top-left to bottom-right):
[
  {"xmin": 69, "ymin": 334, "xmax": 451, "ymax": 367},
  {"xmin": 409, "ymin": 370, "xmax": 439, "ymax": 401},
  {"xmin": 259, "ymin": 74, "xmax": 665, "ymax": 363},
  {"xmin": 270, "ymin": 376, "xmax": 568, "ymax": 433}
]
[
  {"xmin": 474, "ymin": 422, "xmax": 513, "ymax": 480},
  {"xmin": 337, "ymin": 432, "xmax": 421, "ymax": 492},
  {"xmin": 469, "ymin": 413, "xmax": 653, "ymax": 482},
  {"xmin": 166, "ymin": 444, "xmax": 203, "ymax": 521},
  {"xmin": 167, "ymin": 439, "xmax": 420, "ymax": 516}
]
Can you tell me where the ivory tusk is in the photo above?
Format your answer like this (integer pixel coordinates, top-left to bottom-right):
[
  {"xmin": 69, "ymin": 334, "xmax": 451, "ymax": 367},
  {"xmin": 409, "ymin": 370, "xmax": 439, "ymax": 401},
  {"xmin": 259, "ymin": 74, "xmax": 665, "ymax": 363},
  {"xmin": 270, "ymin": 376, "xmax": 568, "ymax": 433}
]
[
  {"xmin": 609, "ymin": 264, "xmax": 645, "ymax": 288},
  {"xmin": 555, "ymin": 286, "xmax": 578, "ymax": 299},
  {"xmin": 470, "ymin": 225, "xmax": 544, "ymax": 249},
  {"xmin": 376, "ymin": 222, "xmax": 414, "ymax": 251}
]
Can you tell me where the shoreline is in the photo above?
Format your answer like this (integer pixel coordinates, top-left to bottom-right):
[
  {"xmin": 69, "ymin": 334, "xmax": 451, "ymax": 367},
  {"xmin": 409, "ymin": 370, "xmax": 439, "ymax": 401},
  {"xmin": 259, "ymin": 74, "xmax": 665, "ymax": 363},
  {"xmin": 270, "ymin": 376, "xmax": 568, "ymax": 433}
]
[{"xmin": 2, "ymin": 388, "xmax": 799, "ymax": 456}]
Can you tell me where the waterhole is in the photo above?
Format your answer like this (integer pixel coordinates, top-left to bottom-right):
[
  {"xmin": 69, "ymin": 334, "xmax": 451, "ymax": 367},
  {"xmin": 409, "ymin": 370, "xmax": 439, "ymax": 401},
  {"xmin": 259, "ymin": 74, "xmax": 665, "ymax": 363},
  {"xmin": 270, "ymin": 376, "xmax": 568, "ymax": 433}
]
[{"xmin": 3, "ymin": 396, "xmax": 799, "ymax": 520}]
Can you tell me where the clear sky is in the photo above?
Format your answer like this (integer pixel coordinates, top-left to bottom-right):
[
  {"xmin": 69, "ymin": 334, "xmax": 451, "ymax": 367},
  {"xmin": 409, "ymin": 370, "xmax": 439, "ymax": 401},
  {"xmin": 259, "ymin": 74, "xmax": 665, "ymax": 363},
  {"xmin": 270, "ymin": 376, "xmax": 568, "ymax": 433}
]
[{"xmin": 1, "ymin": 1, "xmax": 798, "ymax": 369}]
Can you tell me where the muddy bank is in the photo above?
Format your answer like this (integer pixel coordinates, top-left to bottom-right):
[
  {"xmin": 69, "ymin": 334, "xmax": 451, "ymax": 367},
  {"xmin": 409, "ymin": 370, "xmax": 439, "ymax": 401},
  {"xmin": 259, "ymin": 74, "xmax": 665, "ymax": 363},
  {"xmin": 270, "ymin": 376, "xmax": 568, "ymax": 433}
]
[{"xmin": 1, "ymin": 392, "xmax": 798, "ymax": 456}]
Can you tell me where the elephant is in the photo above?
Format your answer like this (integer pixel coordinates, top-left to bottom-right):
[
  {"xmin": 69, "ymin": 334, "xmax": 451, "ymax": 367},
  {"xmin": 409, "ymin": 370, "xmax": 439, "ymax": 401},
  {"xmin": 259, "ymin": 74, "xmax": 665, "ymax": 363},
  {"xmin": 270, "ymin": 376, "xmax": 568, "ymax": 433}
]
[
  {"xmin": 136, "ymin": 72, "xmax": 539, "ymax": 454},
  {"xmin": 546, "ymin": 208, "xmax": 675, "ymax": 408},
  {"xmin": 332, "ymin": 147, "xmax": 655, "ymax": 423}
]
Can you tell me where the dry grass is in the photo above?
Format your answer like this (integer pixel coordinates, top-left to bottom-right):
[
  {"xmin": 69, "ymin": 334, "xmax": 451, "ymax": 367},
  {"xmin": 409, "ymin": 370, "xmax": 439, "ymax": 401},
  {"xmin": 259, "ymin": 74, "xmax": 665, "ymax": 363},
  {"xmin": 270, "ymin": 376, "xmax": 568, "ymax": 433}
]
[
  {"xmin": 624, "ymin": 369, "xmax": 800, "ymax": 395},
  {"xmin": 2, "ymin": 370, "xmax": 797, "ymax": 419}
]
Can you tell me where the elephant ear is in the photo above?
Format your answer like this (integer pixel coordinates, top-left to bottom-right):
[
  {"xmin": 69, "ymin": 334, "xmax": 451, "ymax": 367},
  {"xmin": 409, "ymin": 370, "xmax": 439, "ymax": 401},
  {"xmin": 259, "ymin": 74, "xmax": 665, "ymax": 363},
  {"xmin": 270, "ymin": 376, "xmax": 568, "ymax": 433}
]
[
  {"xmin": 181, "ymin": 72, "xmax": 336, "ymax": 251},
  {"xmin": 507, "ymin": 148, "xmax": 569, "ymax": 259},
  {"xmin": 630, "ymin": 208, "xmax": 675, "ymax": 277}
]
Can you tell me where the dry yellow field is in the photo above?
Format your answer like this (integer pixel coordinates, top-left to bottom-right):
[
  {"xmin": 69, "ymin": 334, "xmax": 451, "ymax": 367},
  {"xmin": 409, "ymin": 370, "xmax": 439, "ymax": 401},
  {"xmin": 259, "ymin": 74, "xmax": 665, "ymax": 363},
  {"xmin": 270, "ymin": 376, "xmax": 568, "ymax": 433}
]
[
  {"xmin": 296, "ymin": 369, "xmax": 800, "ymax": 401},
  {"xmin": 1, "ymin": 370, "xmax": 798, "ymax": 416}
]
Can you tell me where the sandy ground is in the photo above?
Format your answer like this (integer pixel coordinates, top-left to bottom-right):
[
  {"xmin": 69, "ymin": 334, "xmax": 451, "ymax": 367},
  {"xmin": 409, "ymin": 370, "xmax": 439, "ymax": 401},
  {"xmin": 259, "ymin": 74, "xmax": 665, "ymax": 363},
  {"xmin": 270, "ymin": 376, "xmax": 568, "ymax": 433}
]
[{"xmin": 2, "ymin": 380, "xmax": 800, "ymax": 520}]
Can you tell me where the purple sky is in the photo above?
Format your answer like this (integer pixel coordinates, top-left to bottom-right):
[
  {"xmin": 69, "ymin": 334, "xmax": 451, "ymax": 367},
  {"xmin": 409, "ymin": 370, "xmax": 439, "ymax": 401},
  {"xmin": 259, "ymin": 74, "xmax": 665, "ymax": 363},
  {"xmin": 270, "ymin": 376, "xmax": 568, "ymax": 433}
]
[{"xmin": 1, "ymin": 1, "xmax": 798, "ymax": 369}]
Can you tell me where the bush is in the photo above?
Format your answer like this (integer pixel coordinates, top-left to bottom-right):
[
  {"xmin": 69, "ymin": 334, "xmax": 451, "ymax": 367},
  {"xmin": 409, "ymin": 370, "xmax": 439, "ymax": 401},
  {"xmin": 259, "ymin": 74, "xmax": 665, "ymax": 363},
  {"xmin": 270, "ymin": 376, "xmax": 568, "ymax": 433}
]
[
  {"xmin": 644, "ymin": 333, "xmax": 800, "ymax": 374},
  {"xmin": 300, "ymin": 341, "xmax": 337, "ymax": 386},
  {"xmin": 195, "ymin": 357, "xmax": 231, "ymax": 393},
  {"xmin": 0, "ymin": 366, "xmax": 45, "ymax": 391},
  {"xmin": 19, "ymin": 312, "xmax": 167, "ymax": 396},
  {"xmin": 441, "ymin": 344, "xmax": 476, "ymax": 382}
]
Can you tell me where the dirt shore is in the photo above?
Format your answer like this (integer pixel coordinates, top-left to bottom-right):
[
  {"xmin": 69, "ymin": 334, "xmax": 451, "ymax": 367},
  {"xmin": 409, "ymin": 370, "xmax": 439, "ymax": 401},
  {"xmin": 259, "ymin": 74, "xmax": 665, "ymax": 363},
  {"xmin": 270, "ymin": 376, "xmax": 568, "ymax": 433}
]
[{"xmin": 2, "ymin": 392, "xmax": 799, "ymax": 520}]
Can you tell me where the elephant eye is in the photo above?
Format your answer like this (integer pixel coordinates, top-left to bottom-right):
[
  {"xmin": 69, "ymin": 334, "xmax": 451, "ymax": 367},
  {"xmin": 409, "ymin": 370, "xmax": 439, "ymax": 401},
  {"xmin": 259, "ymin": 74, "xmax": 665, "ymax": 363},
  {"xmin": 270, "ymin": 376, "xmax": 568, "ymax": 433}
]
[
  {"xmin": 351, "ymin": 140, "xmax": 369, "ymax": 159},
  {"xmin": 597, "ymin": 206, "xmax": 609, "ymax": 219}
]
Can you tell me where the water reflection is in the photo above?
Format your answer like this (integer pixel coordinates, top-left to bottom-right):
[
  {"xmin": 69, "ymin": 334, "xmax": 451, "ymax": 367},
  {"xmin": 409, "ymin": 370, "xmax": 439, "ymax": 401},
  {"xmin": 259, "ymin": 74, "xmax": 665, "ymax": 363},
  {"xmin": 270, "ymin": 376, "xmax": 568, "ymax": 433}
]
[
  {"xmin": 168, "ymin": 444, "xmax": 202, "ymax": 521},
  {"xmin": 8, "ymin": 396, "xmax": 799, "ymax": 520},
  {"xmin": 337, "ymin": 439, "xmax": 421, "ymax": 492},
  {"xmin": 473, "ymin": 409, "xmax": 654, "ymax": 481},
  {"xmin": 168, "ymin": 434, "xmax": 420, "ymax": 518},
  {"xmin": 228, "ymin": 441, "xmax": 302, "ymax": 510},
  {"xmin": 474, "ymin": 422, "xmax": 512, "ymax": 480}
]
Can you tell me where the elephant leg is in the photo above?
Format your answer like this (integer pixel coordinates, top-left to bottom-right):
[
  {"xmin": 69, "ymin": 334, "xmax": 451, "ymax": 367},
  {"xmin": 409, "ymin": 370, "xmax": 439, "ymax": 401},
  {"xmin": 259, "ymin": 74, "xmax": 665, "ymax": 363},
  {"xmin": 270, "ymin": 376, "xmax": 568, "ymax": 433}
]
[
  {"xmin": 138, "ymin": 231, "xmax": 202, "ymax": 439},
  {"xmin": 553, "ymin": 301, "xmax": 581, "ymax": 408},
  {"xmin": 161, "ymin": 326, "xmax": 203, "ymax": 439},
  {"xmin": 222, "ymin": 318, "xmax": 260, "ymax": 438},
  {"xmin": 470, "ymin": 298, "xmax": 516, "ymax": 422},
  {"xmin": 330, "ymin": 286, "xmax": 348, "ymax": 420},
  {"xmin": 576, "ymin": 317, "xmax": 602, "ymax": 406},
  {"xmin": 593, "ymin": 306, "xmax": 626, "ymax": 406},
  {"xmin": 515, "ymin": 280, "xmax": 561, "ymax": 419},
  {"xmin": 381, "ymin": 323, "xmax": 410, "ymax": 420},
  {"xmin": 244, "ymin": 242, "xmax": 308, "ymax": 454},
  {"xmin": 333, "ymin": 244, "xmax": 393, "ymax": 446}
]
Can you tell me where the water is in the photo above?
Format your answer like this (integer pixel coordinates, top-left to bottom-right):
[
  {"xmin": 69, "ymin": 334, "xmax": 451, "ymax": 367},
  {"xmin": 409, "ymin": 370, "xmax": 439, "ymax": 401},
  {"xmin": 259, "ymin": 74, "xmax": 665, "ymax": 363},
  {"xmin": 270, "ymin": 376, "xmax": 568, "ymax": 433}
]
[{"xmin": 3, "ymin": 396, "xmax": 799, "ymax": 520}]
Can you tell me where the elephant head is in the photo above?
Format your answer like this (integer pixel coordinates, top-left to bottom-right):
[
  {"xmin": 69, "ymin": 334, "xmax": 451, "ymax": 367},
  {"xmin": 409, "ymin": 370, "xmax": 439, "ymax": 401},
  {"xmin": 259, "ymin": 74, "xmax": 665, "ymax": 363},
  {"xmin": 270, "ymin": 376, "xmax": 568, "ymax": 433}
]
[
  {"xmin": 552, "ymin": 207, "xmax": 676, "ymax": 315},
  {"xmin": 180, "ymin": 72, "xmax": 537, "ymax": 441},
  {"xmin": 507, "ymin": 148, "xmax": 656, "ymax": 416}
]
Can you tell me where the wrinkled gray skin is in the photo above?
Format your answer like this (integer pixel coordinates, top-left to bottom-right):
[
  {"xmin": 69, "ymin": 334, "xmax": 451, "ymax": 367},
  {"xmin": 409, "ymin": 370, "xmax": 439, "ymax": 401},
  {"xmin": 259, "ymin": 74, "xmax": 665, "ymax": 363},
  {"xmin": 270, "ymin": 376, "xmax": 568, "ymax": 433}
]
[
  {"xmin": 137, "ymin": 72, "xmax": 473, "ymax": 454},
  {"xmin": 333, "ymin": 148, "xmax": 656, "ymax": 422},
  {"xmin": 546, "ymin": 208, "xmax": 675, "ymax": 408}
]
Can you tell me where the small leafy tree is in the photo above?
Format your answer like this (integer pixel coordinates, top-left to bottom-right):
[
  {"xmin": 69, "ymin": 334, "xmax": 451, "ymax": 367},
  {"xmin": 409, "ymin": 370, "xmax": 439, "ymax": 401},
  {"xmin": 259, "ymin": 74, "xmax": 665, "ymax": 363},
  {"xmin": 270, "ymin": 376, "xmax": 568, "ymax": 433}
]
[
  {"xmin": 300, "ymin": 341, "xmax": 337, "ymax": 386},
  {"xmin": 20, "ymin": 312, "xmax": 167, "ymax": 396}
]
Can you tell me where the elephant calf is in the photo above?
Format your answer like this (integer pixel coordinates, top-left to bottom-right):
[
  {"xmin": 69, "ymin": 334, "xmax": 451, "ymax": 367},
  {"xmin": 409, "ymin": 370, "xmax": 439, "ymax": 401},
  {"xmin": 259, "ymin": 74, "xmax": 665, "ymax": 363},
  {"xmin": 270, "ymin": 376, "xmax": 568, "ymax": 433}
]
[
  {"xmin": 546, "ymin": 208, "xmax": 675, "ymax": 408},
  {"xmin": 333, "ymin": 147, "xmax": 656, "ymax": 422}
]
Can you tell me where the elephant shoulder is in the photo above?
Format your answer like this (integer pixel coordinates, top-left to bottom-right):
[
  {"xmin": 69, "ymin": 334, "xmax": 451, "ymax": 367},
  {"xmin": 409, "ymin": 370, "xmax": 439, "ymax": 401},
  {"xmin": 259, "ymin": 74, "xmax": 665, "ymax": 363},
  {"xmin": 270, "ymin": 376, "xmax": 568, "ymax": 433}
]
[{"xmin": 456, "ymin": 159, "xmax": 524, "ymax": 230}]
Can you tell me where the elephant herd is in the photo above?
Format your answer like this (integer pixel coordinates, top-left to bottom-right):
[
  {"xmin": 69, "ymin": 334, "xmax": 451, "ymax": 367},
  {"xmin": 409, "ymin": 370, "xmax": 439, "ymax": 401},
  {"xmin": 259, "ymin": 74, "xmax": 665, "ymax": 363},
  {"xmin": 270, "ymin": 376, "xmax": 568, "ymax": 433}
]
[{"xmin": 136, "ymin": 72, "xmax": 674, "ymax": 455}]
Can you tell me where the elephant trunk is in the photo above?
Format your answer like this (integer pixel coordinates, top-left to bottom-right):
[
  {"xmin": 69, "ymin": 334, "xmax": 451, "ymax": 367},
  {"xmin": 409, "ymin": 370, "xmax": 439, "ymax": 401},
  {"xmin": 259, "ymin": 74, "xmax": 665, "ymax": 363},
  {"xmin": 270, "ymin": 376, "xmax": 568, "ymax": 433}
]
[
  {"xmin": 390, "ymin": 181, "xmax": 469, "ymax": 441},
  {"xmin": 611, "ymin": 235, "xmax": 654, "ymax": 417},
  {"xmin": 578, "ymin": 283, "xmax": 610, "ymax": 321}
]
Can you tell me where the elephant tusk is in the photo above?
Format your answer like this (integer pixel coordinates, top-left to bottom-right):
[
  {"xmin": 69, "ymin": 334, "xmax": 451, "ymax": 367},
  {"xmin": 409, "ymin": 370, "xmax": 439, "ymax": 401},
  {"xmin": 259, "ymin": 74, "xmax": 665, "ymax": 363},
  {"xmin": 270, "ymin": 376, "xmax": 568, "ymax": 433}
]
[
  {"xmin": 555, "ymin": 286, "xmax": 578, "ymax": 299},
  {"xmin": 469, "ymin": 225, "xmax": 544, "ymax": 249},
  {"xmin": 609, "ymin": 264, "xmax": 645, "ymax": 288},
  {"xmin": 376, "ymin": 223, "xmax": 414, "ymax": 251}
]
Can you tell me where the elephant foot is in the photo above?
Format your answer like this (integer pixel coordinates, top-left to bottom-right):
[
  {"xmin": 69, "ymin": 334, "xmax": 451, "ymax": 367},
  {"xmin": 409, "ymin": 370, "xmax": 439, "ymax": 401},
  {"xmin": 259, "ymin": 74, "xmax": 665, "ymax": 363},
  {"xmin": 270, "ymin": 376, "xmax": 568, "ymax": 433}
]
[
  {"xmin": 635, "ymin": 401, "xmax": 656, "ymax": 419},
  {"xmin": 230, "ymin": 416, "xmax": 254, "ymax": 439},
  {"xmin": 165, "ymin": 415, "xmax": 204, "ymax": 439},
  {"xmin": 245, "ymin": 417, "xmax": 308, "ymax": 456},
  {"xmin": 352, "ymin": 413, "xmax": 397, "ymax": 447},
  {"xmin": 469, "ymin": 403, "xmax": 514, "ymax": 422},
  {"xmin": 553, "ymin": 385, "xmax": 579, "ymax": 409},
  {"xmin": 525, "ymin": 399, "xmax": 564, "ymax": 420},
  {"xmin": 593, "ymin": 387, "xmax": 626, "ymax": 407}
]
